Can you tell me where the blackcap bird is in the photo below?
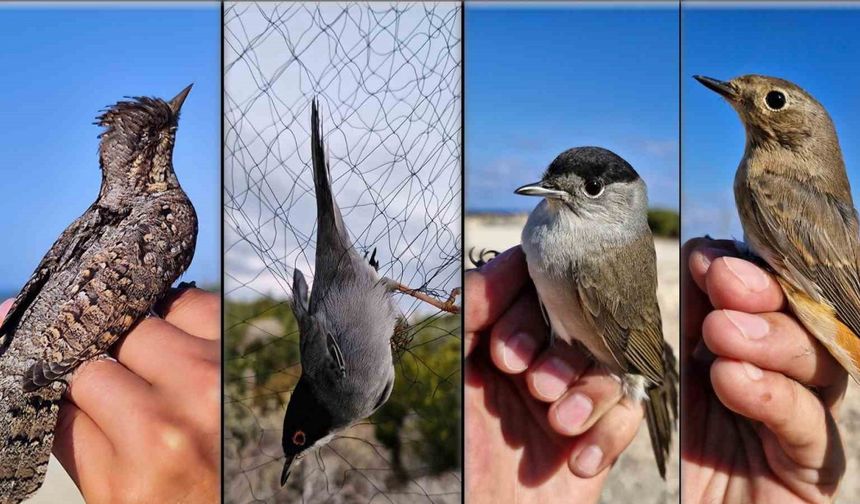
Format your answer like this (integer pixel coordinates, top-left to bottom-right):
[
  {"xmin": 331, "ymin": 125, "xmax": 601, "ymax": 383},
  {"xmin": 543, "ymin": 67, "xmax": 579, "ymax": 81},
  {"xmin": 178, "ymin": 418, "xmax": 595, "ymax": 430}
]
[
  {"xmin": 516, "ymin": 146, "xmax": 678, "ymax": 477},
  {"xmin": 695, "ymin": 74, "xmax": 860, "ymax": 384},
  {"xmin": 280, "ymin": 100, "xmax": 397, "ymax": 485}
]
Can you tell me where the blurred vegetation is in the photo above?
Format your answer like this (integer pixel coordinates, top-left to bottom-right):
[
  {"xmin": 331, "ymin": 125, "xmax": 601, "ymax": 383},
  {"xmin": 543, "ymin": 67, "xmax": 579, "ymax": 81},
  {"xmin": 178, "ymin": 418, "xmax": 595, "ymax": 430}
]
[
  {"xmin": 225, "ymin": 297, "xmax": 461, "ymax": 479},
  {"xmin": 467, "ymin": 209, "xmax": 680, "ymax": 239},
  {"xmin": 648, "ymin": 208, "xmax": 680, "ymax": 238},
  {"xmin": 374, "ymin": 315, "xmax": 461, "ymax": 477}
]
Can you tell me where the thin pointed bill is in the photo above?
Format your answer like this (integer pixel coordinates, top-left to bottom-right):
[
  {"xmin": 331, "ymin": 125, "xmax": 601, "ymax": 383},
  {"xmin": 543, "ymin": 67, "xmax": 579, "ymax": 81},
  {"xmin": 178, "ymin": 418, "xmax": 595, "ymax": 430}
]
[
  {"xmin": 693, "ymin": 75, "xmax": 737, "ymax": 100},
  {"xmin": 168, "ymin": 83, "xmax": 194, "ymax": 114},
  {"xmin": 280, "ymin": 455, "xmax": 295, "ymax": 486},
  {"xmin": 515, "ymin": 182, "xmax": 567, "ymax": 200}
]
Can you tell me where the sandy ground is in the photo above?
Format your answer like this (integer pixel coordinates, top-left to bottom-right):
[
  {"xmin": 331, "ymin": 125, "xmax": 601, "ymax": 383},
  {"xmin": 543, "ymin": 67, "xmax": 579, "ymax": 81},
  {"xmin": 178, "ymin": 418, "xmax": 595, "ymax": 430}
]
[
  {"xmin": 26, "ymin": 456, "xmax": 83, "ymax": 503},
  {"xmin": 465, "ymin": 214, "xmax": 679, "ymax": 503}
]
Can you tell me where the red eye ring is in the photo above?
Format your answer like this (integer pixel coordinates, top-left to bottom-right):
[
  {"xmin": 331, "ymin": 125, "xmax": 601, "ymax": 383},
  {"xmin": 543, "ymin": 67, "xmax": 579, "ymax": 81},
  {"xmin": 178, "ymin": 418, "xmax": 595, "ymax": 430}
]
[{"xmin": 293, "ymin": 430, "xmax": 306, "ymax": 446}]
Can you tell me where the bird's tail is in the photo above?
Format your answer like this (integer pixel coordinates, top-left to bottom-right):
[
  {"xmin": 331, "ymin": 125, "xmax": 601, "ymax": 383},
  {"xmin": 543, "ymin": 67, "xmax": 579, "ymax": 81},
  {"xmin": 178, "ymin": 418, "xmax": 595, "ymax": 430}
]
[
  {"xmin": 0, "ymin": 382, "xmax": 63, "ymax": 504},
  {"xmin": 310, "ymin": 98, "xmax": 351, "ymax": 253},
  {"xmin": 644, "ymin": 342, "xmax": 678, "ymax": 479}
]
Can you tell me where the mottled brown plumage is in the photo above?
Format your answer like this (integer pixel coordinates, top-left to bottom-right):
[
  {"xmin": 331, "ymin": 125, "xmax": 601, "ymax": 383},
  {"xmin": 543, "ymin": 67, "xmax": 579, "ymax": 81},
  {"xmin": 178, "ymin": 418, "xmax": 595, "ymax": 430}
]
[{"xmin": 0, "ymin": 85, "xmax": 197, "ymax": 502}]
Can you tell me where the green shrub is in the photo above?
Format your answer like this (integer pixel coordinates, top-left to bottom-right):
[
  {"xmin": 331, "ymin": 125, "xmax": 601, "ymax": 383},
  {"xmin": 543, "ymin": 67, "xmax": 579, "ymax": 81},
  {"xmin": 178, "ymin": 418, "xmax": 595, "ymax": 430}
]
[
  {"xmin": 648, "ymin": 208, "xmax": 680, "ymax": 238},
  {"xmin": 225, "ymin": 298, "xmax": 461, "ymax": 476}
]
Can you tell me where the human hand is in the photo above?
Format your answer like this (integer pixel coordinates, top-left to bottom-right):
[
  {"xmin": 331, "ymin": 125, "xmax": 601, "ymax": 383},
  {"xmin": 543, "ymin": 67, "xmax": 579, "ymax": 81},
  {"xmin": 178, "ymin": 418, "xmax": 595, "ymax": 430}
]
[
  {"xmin": 465, "ymin": 246, "xmax": 645, "ymax": 504},
  {"xmin": 682, "ymin": 238, "xmax": 847, "ymax": 504},
  {"xmin": 0, "ymin": 287, "xmax": 221, "ymax": 504}
]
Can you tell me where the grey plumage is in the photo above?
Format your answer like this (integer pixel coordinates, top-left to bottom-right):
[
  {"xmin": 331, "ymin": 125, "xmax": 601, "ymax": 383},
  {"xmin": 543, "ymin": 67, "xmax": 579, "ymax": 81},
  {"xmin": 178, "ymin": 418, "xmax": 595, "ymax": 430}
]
[
  {"xmin": 517, "ymin": 146, "xmax": 677, "ymax": 478},
  {"xmin": 281, "ymin": 99, "xmax": 397, "ymax": 484},
  {"xmin": 0, "ymin": 86, "xmax": 197, "ymax": 503}
]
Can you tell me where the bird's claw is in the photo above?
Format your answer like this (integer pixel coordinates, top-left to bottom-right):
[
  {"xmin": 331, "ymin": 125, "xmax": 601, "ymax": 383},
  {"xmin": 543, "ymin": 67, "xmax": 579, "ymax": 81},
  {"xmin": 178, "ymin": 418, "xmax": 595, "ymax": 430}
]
[{"xmin": 468, "ymin": 247, "xmax": 499, "ymax": 268}]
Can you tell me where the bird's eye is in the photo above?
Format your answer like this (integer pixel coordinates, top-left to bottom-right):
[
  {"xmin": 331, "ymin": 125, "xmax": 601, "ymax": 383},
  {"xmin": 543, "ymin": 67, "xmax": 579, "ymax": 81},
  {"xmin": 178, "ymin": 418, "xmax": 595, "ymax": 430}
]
[
  {"xmin": 292, "ymin": 430, "xmax": 306, "ymax": 446},
  {"xmin": 583, "ymin": 179, "xmax": 604, "ymax": 198},
  {"xmin": 765, "ymin": 90, "xmax": 786, "ymax": 110}
]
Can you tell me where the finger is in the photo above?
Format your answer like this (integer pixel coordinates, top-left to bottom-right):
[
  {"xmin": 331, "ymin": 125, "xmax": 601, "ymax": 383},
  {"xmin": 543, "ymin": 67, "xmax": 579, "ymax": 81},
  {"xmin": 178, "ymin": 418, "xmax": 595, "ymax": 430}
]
[
  {"xmin": 711, "ymin": 358, "xmax": 832, "ymax": 467},
  {"xmin": 525, "ymin": 343, "xmax": 590, "ymax": 402},
  {"xmin": 465, "ymin": 330, "xmax": 479, "ymax": 358},
  {"xmin": 464, "ymin": 246, "xmax": 529, "ymax": 337},
  {"xmin": 567, "ymin": 396, "xmax": 644, "ymax": 478},
  {"xmin": 0, "ymin": 298, "xmax": 13, "ymax": 320},
  {"xmin": 703, "ymin": 310, "xmax": 845, "ymax": 388},
  {"xmin": 53, "ymin": 401, "xmax": 114, "ymax": 502},
  {"xmin": 682, "ymin": 238, "xmax": 728, "ymax": 361},
  {"xmin": 66, "ymin": 358, "xmax": 156, "ymax": 441},
  {"xmin": 488, "ymin": 287, "xmax": 546, "ymax": 374},
  {"xmin": 548, "ymin": 366, "xmax": 623, "ymax": 437},
  {"xmin": 112, "ymin": 316, "xmax": 218, "ymax": 387},
  {"xmin": 155, "ymin": 287, "xmax": 220, "ymax": 341},
  {"xmin": 759, "ymin": 417, "xmax": 844, "ymax": 493},
  {"xmin": 686, "ymin": 238, "xmax": 739, "ymax": 294},
  {"xmin": 705, "ymin": 256, "xmax": 786, "ymax": 313}
]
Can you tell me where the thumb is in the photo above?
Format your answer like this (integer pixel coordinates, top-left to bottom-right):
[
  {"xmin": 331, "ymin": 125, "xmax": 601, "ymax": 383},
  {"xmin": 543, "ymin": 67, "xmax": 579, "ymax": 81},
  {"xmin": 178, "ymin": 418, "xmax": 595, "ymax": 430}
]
[{"xmin": 0, "ymin": 298, "xmax": 14, "ymax": 321}]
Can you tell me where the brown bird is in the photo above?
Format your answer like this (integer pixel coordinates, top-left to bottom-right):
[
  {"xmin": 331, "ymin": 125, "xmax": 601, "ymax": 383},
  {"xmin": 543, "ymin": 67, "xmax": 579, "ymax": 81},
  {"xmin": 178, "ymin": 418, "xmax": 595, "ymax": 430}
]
[
  {"xmin": 0, "ymin": 85, "xmax": 197, "ymax": 503},
  {"xmin": 695, "ymin": 73, "xmax": 860, "ymax": 382}
]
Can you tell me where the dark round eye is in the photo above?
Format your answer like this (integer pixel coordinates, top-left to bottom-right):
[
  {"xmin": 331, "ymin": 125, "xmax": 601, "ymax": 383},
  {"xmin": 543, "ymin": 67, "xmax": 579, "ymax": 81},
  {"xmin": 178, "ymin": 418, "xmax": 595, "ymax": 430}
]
[
  {"xmin": 583, "ymin": 179, "xmax": 604, "ymax": 197},
  {"xmin": 292, "ymin": 430, "xmax": 306, "ymax": 446},
  {"xmin": 765, "ymin": 90, "xmax": 786, "ymax": 110}
]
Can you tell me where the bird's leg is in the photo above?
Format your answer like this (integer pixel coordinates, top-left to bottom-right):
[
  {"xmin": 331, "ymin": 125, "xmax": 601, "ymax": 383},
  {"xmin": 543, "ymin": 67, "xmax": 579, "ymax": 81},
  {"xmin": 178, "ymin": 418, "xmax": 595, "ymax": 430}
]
[
  {"xmin": 391, "ymin": 317, "xmax": 411, "ymax": 358},
  {"xmin": 177, "ymin": 280, "xmax": 198, "ymax": 290},
  {"xmin": 150, "ymin": 280, "xmax": 198, "ymax": 318},
  {"xmin": 369, "ymin": 248, "xmax": 379, "ymax": 272},
  {"xmin": 467, "ymin": 247, "xmax": 499, "ymax": 269},
  {"xmin": 381, "ymin": 277, "xmax": 461, "ymax": 314},
  {"xmin": 730, "ymin": 240, "xmax": 773, "ymax": 273}
]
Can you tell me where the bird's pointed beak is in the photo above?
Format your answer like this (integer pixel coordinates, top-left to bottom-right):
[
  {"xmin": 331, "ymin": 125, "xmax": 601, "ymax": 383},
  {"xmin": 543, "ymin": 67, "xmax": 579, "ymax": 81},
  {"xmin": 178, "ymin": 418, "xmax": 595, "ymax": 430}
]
[
  {"xmin": 168, "ymin": 83, "xmax": 194, "ymax": 114},
  {"xmin": 693, "ymin": 75, "xmax": 737, "ymax": 100},
  {"xmin": 515, "ymin": 182, "xmax": 567, "ymax": 200},
  {"xmin": 280, "ymin": 455, "xmax": 294, "ymax": 486}
]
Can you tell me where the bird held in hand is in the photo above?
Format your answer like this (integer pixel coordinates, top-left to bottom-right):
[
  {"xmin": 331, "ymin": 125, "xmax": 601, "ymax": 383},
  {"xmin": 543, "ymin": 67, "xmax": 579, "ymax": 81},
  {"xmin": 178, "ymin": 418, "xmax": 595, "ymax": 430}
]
[
  {"xmin": 0, "ymin": 85, "xmax": 198, "ymax": 503},
  {"xmin": 696, "ymin": 73, "xmax": 860, "ymax": 384},
  {"xmin": 516, "ymin": 146, "xmax": 678, "ymax": 478}
]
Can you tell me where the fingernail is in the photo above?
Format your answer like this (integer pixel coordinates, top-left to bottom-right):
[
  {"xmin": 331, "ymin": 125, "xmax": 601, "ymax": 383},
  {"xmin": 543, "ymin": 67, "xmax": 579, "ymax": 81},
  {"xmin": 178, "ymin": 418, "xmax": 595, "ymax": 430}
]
[
  {"xmin": 722, "ymin": 257, "xmax": 770, "ymax": 292},
  {"xmin": 742, "ymin": 361, "xmax": 763, "ymax": 381},
  {"xmin": 533, "ymin": 356, "xmax": 576, "ymax": 399},
  {"xmin": 503, "ymin": 332, "xmax": 536, "ymax": 372},
  {"xmin": 695, "ymin": 247, "xmax": 731, "ymax": 270},
  {"xmin": 556, "ymin": 393, "xmax": 593, "ymax": 429},
  {"xmin": 723, "ymin": 310, "xmax": 769, "ymax": 340},
  {"xmin": 575, "ymin": 445, "xmax": 604, "ymax": 477}
]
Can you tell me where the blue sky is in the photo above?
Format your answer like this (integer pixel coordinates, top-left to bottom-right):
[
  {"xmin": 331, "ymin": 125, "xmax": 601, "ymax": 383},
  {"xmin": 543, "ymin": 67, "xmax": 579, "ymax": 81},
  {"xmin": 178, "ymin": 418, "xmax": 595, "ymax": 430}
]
[
  {"xmin": 466, "ymin": 3, "xmax": 679, "ymax": 213},
  {"xmin": 0, "ymin": 3, "xmax": 220, "ymax": 294},
  {"xmin": 683, "ymin": 5, "xmax": 860, "ymax": 240}
]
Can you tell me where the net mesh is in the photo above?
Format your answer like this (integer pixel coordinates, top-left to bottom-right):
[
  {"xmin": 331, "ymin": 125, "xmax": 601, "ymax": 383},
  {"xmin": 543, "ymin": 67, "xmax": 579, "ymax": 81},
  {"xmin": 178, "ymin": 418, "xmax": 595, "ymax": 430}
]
[{"xmin": 223, "ymin": 2, "xmax": 462, "ymax": 502}]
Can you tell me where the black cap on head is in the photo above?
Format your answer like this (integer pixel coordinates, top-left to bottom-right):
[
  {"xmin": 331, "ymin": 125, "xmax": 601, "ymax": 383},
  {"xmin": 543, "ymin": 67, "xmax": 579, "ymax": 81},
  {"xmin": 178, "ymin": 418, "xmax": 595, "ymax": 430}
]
[{"xmin": 544, "ymin": 146, "xmax": 639, "ymax": 185}]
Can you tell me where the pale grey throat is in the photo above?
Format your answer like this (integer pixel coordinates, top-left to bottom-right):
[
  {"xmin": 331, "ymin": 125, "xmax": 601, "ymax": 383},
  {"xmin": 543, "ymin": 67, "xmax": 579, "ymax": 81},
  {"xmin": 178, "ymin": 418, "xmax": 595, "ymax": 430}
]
[
  {"xmin": 516, "ymin": 145, "xmax": 676, "ymax": 478},
  {"xmin": 519, "ymin": 177, "xmax": 652, "ymax": 401}
]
